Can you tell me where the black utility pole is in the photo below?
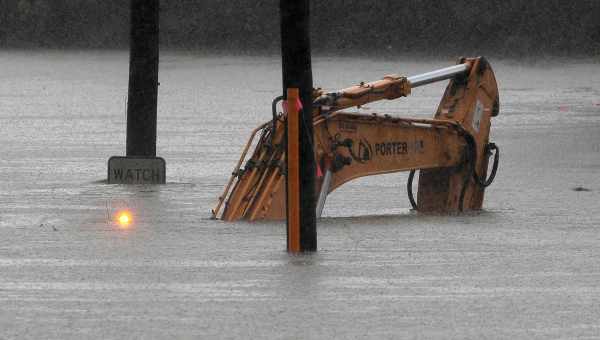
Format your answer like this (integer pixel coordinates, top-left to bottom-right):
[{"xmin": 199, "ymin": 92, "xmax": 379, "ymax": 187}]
[
  {"xmin": 126, "ymin": 0, "xmax": 159, "ymax": 157},
  {"xmin": 280, "ymin": 0, "xmax": 317, "ymax": 252},
  {"xmin": 108, "ymin": 0, "xmax": 165, "ymax": 184}
]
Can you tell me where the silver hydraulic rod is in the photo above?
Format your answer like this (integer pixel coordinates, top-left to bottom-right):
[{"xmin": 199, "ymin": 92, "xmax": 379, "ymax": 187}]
[
  {"xmin": 313, "ymin": 62, "xmax": 472, "ymax": 109},
  {"xmin": 316, "ymin": 169, "xmax": 333, "ymax": 218},
  {"xmin": 407, "ymin": 63, "xmax": 470, "ymax": 88}
]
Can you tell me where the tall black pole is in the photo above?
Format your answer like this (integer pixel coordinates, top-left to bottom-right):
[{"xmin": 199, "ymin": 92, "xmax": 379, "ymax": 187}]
[
  {"xmin": 108, "ymin": 0, "xmax": 165, "ymax": 184},
  {"xmin": 280, "ymin": 0, "xmax": 317, "ymax": 251},
  {"xmin": 126, "ymin": 0, "xmax": 159, "ymax": 157}
]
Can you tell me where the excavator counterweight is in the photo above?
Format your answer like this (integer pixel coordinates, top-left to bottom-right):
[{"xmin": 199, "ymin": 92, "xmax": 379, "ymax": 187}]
[{"xmin": 212, "ymin": 57, "xmax": 500, "ymax": 221}]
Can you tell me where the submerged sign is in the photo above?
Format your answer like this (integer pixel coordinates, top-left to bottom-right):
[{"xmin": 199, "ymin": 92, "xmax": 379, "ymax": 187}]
[{"xmin": 108, "ymin": 156, "xmax": 166, "ymax": 184}]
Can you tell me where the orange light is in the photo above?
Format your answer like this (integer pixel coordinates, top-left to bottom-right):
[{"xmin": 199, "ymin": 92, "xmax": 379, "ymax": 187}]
[{"xmin": 116, "ymin": 210, "xmax": 132, "ymax": 228}]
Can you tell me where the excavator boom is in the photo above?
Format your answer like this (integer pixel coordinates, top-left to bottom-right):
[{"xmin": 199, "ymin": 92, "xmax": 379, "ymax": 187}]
[{"xmin": 213, "ymin": 57, "xmax": 499, "ymax": 221}]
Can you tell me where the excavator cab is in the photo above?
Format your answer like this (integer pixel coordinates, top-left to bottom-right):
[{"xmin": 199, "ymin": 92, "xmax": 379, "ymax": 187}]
[{"xmin": 213, "ymin": 57, "xmax": 500, "ymax": 221}]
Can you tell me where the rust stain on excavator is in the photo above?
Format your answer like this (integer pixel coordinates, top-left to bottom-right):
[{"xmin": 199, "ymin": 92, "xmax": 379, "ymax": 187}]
[{"xmin": 213, "ymin": 57, "xmax": 500, "ymax": 221}]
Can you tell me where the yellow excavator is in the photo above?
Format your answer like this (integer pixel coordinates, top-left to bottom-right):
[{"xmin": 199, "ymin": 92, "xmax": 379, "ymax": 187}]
[{"xmin": 212, "ymin": 57, "xmax": 500, "ymax": 221}]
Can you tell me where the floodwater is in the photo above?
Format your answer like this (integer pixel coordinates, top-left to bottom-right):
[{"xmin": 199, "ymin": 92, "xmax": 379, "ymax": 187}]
[{"xmin": 1, "ymin": 51, "xmax": 599, "ymax": 339}]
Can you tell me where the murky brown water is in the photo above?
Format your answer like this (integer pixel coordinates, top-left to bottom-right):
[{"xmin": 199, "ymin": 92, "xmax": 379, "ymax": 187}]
[{"xmin": 1, "ymin": 51, "xmax": 599, "ymax": 339}]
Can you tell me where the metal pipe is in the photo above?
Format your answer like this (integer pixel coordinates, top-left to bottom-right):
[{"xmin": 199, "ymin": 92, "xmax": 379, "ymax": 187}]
[
  {"xmin": 407, "ymin": 63, "xmax": 470, "ymax": 88},
  {"xmin": 316, "ymin": 169, "xmax": 332, "ymax": 218}
]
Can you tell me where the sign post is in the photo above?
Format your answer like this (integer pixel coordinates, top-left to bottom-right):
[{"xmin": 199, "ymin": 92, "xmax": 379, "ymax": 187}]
[{"xmin": 108, "ymin": 0, "xmax": 165, "ymax": 184}]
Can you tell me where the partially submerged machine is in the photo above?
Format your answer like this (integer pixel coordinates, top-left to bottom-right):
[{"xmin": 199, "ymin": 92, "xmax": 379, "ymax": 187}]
[{"xmin": 212, "ymin": 57, "xmax": 500, "ymax": 221}]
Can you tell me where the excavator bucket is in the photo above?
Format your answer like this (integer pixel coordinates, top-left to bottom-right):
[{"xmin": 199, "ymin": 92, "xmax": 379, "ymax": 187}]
[
  {"xmin": 212, "ymin": 57, "xmax": 499, "ymax": 221},
  {"xmin": 418, "ymin": 57, "xmax": 500, "ymax": 212}
]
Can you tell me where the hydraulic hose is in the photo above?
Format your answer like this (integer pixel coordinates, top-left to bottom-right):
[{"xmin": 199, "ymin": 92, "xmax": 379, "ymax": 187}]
[
  {"xmin": 271, "ymin": 95, "xmax": 284, "ymax": 146},
  {"xmin": 458, "ymin": 132, "xmax": 500, "ymax": 211},
  {"xmin": 474, "ymin": 143, "xmax": 499, "ymax": 187},
  {"xmin": 407, "ymin": 169, "xmax": 417, "ymax": 210}
]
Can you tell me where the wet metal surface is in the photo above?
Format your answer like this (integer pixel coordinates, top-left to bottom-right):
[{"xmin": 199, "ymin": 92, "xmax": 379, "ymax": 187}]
[{"xmin": 1, "ymin": 52, "xmax": 599, "ymax": 339}]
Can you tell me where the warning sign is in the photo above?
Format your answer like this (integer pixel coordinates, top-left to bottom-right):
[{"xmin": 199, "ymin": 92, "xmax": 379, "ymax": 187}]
[{"xmin": 108, "ymin": 156, "xmax": 166, "ymax": 184}]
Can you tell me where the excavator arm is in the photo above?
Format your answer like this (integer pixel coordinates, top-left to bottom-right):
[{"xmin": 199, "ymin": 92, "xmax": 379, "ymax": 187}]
[{"xmin": 213, "ymin": 57, "xmax": 499, "ymax": 221}]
